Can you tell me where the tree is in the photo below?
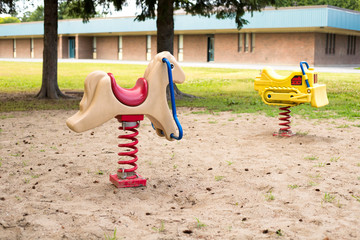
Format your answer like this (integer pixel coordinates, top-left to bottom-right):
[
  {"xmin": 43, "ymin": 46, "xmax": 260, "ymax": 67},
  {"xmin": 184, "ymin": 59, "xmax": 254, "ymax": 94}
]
[
  {"xmin": 36, "ymin": 0, "xmax": 66, "ymax": 99},
  {"xmin": 36, "ymin": 0, "xmax": 98, "ymax": 99},
  {"xmin": 0, "ymin": 0, "xmax": 16, "ymax": 15},
  {"xmin": 115, "ymin": 0, "xmax": 277, "ymax": 51},
  {"xmin": 0, "ymin": 0, "xmax": 63, "ymax": 99},
  {"xmin": 0, "ymin": 16, "xmax": 20, "ymax": 23},
  {"xmin": 58, "ymin": 0, "xmax": 103, "ymax": 20},
  {"xmin": 275, "ymin": 0, "xmax": 360, "ymax": 11},
  {"xmin": 20, "ymin": 2, "xmax": 102, "ymax": 22},
  {"xmin": 21, "ymin": 5, "xmax": 44, "ymax": 22}
]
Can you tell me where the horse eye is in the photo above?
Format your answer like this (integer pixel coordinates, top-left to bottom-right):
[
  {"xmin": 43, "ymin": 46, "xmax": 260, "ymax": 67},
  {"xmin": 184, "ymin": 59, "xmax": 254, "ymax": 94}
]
[{"xmin": 170, "ymin": 63, "xmax": 174, "ymax": 69}]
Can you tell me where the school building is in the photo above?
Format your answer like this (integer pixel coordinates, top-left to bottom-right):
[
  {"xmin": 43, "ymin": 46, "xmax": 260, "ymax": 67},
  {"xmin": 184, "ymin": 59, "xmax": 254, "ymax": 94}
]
[{"xmin": 0, "ymin": 5, "xmax": 359, "ymax": 66}]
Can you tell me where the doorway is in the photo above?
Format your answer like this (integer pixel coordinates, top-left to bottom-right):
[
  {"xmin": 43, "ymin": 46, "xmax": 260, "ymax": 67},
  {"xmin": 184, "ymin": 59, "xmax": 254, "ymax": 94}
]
[
  {"xmin": 207, "ymin": 35, "xmax": 214, "ymax": 62},
  {"xmin": 69, "ymin": 37, "xmax": 75, "ymax": 58}
]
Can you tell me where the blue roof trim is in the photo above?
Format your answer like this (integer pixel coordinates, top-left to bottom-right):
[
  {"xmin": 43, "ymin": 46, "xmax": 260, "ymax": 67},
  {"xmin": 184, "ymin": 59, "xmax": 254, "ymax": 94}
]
[
  {"xmin": 244, "ymin": 8, "xmax": 329, "ymax": 29},
  {"xmin": 0, "ymin": 22, "xmax": 44, "ymax": 36},
  {"xmin": 327, "ymin": 8, "xmax": 360, "ymax": 31},
  {"xmin": 0, "ymin": 6, "xmax": 359, "ymax": 37},
  {"xmin": 175, "ymin": 8, "xmax": 329, "ymax": 30},
  {"xmin": 58, "ymin": 17, "xmax": 156, "ymax": 34}
]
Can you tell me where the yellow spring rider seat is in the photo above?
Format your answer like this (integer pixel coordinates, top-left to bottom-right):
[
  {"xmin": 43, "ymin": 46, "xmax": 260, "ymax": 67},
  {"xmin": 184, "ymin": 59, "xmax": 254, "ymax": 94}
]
[{"xmin": 254, "ymin": 61, "xmax": 329, "ymax": 137}]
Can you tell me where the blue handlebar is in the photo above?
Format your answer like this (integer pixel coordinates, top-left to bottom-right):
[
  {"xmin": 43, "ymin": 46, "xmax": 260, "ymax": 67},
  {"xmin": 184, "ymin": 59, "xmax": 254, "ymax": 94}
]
[
  {"xmin": 162, "ymin": 57, "xmax": 183, "ymax": 140},
  {"xmin": 300, "ymin": 61, "xmax": 310, "ymax": 88}
]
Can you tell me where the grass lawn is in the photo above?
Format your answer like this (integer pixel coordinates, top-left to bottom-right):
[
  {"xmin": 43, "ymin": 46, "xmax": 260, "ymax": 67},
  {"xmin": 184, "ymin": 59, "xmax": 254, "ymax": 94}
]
[{"xmin": 0, "ymin": 61, "xmax": 359, "ymax": 119}]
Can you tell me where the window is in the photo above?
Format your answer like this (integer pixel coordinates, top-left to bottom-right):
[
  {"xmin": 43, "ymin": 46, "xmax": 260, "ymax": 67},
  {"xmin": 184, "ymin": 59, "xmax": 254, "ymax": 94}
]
[
  {"xmin": 245, "ymin": 33, "xmax": 249, "ymax": 52},
  {"xmin": 238, "ymin": 33, "xmax": 243, "ymax": 52},
  {"xmin": 325, "ymin": 33, "xmax": 336, "ymax": 55},
  {"xmin": 347, "ymin": 35, "xmax": 356, "ymax": 55},
  {"xmin": 251, "ymin": 33, "xmax": 255, "ymax": 52},
  {"xmin": 68, "ymin": 37, "xmax": 75, "ymax": 58},
  {"xmin": 178, "ymin": 34, "xmax": 183, "ymax": 61},
  {"xmin": 238, "ymin": 33, "xmax": 255, "ymax": 53},
  {"xmin": 207, "ymin": 35, "xmax": 214, "ymax": 62},
  {"xmin": 146, "ymin": 35, "xmax": 151, "ymax": 61}
]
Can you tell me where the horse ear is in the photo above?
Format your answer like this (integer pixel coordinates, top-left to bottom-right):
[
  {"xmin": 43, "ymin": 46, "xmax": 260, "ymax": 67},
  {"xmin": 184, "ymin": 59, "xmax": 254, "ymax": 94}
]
[
  {"xmin": 156, "ymin": 52, "xmax": 164, "ymax": 61},
  {"xmin": 157, "ymin": 51, "xmax": 171, "ymax": 60},
  {"xmin": 73, "ymin": 70, "xmax": 105, "ymax": 115}
]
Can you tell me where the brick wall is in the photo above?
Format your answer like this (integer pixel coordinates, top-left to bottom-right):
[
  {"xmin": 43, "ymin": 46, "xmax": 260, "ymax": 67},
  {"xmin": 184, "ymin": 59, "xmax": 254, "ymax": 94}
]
[
  {"xmin": 123, "ymin": 36, "xmax": 146, "ymax": 61},
  {"xmin": 150, "ymin": 35, "xmax": 157, "ymax": 60},
  {"xmin": 1, "ymin": 32, "xmax": 357, "ymax": 65},
  {"xmin": 58, "ymin": 36, "xmax": 68, "ymax": 59},
  {"xmin": 173, "ymin": 35, "xmax": 178, "ymax": 60},
  {"xmin": 16, "ymin": 39, "xmax": 31, "ymax": 58},
  {"xmin": 183, "ymin": 35, "xmax": 208, "ymax": 62},
  {"xmin": 33, "ymin": 38, "xmax": 43, "ymax": 58},
  {"xmin": 0, "ymin": 39, "xmax": 14, "ymax": 58},
  {"xmin": 315, "ymin": 33, "xmax": 360, "ymax": 65},
  {"xmin": 77, "ymin": 36, "xmax": 93, "ymax": 59},
  {"xmin": 214, "ymin": 32, "xmax": 316, "ymax": 65},
  {"xmin": 96, "ymin": 36, "xmax": 118, "ymax": 60},
  {"xmin": 149, "ymin": 35, "xmax": 179, "ymax": 60}
]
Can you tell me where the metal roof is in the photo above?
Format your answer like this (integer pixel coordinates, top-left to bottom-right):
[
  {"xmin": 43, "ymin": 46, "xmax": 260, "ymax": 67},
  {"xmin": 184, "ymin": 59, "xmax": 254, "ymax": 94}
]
[{"xmin": 0, "ymin": 5, "xmax": 359, "ymax": 37}]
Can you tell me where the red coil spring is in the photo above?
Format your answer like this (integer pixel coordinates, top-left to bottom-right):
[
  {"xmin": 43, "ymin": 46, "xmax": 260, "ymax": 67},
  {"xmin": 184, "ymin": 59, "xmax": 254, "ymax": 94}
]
[
  {"xmin": 116, "ymin": 119, "xmax": 140, "ymax": 179},
  {"xmin": 277, "ymin": 106, "xmax": 292, "ymax": 135}
]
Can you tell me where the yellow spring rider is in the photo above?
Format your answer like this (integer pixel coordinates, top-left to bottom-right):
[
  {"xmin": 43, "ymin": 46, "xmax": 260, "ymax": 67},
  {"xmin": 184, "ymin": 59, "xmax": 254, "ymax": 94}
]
[{"xmin": 254, "ymin": 61, "xmax": 329, "ymax": 137}]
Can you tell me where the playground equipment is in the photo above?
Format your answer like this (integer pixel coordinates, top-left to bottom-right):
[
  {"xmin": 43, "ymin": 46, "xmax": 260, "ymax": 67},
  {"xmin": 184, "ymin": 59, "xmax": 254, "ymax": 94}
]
[
  {"xmin": 254, "ymin": 61, "xmax": 328, "ymax": 136},
  {"xmin": 66, "ymin": 51, "xmax": 185, "ymax": 187}
]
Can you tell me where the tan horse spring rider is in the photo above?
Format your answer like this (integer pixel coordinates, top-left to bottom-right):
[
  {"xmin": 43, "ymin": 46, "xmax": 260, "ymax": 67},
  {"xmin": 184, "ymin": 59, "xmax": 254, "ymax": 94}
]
[{"xmin": 66, "ymin": 51, "xmax": 185, "ymax": 188}]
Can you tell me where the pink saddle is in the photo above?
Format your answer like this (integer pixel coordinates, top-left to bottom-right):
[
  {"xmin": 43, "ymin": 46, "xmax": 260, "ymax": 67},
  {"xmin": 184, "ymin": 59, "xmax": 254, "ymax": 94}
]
[{"xmin": 108, "ymin": 73, "xmax": 148, "ymax": 107}]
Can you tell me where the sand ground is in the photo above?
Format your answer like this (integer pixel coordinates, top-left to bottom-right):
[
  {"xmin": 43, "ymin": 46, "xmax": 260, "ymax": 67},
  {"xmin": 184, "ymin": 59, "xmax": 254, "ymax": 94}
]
[{"xmin": 0, "ymin": 108, "xmax": 359, "ymax": 239}]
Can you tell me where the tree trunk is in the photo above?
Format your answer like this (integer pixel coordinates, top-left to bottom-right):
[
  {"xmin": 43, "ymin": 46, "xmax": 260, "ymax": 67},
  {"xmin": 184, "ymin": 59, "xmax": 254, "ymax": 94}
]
[
  {"xmin": 36, "ymin": 0, "xmax": 67, "ymax": 99},
  {"xmin": 157, "ymin": 0, "xmax": 196, "ymax": 99},
  {"xmin": 157, "ymin": 0, "xmax": 174, "ymax": 54}
]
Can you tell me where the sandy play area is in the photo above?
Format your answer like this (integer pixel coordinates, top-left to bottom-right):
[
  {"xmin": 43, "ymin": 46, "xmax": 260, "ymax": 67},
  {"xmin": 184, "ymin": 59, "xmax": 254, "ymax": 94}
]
[{"xmin": 0, "ymin": 108, "xmax": 359, "ymax": 239}]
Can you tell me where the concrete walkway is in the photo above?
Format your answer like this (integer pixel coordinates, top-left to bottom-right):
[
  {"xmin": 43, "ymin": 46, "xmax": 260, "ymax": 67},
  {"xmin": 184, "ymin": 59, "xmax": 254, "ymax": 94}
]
[{"xmin": 1, "ymin": 58, "xmax": 359, "ymax": 73}]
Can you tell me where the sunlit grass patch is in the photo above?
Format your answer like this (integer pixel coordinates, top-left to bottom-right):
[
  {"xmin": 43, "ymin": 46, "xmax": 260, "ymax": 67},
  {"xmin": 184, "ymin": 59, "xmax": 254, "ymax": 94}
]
[{"xmin": 0, "ymin": 62, "xmax": 359, "ymax": 120}]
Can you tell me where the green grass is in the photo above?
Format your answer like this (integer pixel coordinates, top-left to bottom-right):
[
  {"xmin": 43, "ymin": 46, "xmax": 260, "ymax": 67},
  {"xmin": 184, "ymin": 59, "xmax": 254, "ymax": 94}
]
[
  {"xmin": 288, "ymin": 184, "xmax": 299, "ymax": 189},
  {"xmin": 265, "ymin": 190, "xmax": 275, "ymax": 201},
  {"xmin": 308, "ymin": 181, "xmax": 318, "ymax": 186},
  {"xmin": 152, "ymin": 221, "xmax": 165, "ymax": 232},
  {"xmin": 177, "ymin": 68, "xmax": 360, "ymax": 119},
  {"xmin": 276, "ymin": 229, "xmax": 284, "ymax": 236},
  {"xmin": 195, "ymin": 217, "xmax": 207, "ymax": 228},
  {"xmin": 352, "ymin": 195, "xmax": 360, "ymax": 202},
  {"xmin": 304, "ymin": 155, "xmax": 319, "ymax": 161},
  {"xmin": 104, "ymin": 228, "xmax": 118, "ymax": 240},
  {"xmin": 0, "ymin": 61, "xmax": 360, "ymax": 119},
  {"xmin": 215, "ymin": 176, "xmax": 225, "ymax": 181},
  {"xmin": 314, "ymin": 162, "xmax": 326, "ymax": 167},
  {"xmin": 323, "ymin": 193, "xmax": 336, "ymax": 203},
  {"xmin": 0, "ymin": 62, "xmax": 147, "ymax": 92}
]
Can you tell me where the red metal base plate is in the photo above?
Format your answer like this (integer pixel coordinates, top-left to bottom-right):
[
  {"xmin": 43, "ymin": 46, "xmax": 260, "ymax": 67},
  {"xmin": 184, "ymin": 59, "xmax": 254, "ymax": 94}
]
[
  {"xmin": 273, "ymin": 130, "xmax": 295, "ymax": 137},
  {"xmin": 110, "ymin": 174, "xmax": 147, "ymax": 188}
]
